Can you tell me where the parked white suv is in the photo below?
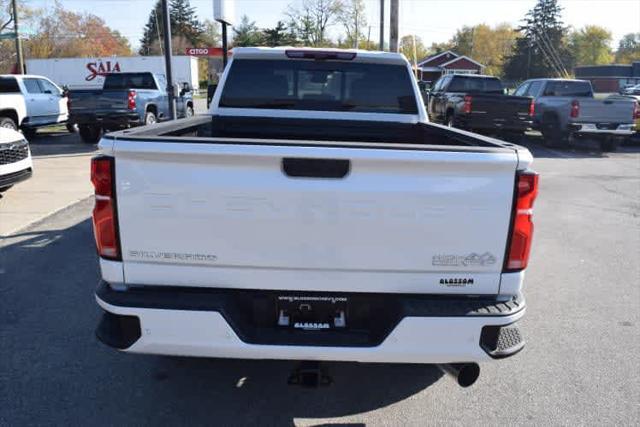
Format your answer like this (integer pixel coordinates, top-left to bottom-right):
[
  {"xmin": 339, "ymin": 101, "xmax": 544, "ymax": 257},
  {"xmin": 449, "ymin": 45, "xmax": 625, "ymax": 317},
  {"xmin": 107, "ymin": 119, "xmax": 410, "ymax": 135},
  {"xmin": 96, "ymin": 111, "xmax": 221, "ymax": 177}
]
[
  {"xmin": 0, "ymin": 74, "xmax": 69, "ymax": 135},
  {"xmin": 0, "ymin": 127, "xmax": 32, "ymax": 192}
]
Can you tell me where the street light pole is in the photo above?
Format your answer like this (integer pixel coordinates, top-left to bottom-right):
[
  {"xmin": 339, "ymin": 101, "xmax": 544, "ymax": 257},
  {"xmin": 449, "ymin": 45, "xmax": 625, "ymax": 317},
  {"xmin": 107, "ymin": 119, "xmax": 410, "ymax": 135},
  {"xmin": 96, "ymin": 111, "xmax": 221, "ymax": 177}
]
[
  {"xmin": 11, "ymin": 0, "xmax": 24, "ymax": 74},
  {"xmin": 389, "ymin": 0, "xmax": 399, "ymax": 52},
  {"xmin": 160, "ymin": 0, "xmax": 176, "ymax": 120}
]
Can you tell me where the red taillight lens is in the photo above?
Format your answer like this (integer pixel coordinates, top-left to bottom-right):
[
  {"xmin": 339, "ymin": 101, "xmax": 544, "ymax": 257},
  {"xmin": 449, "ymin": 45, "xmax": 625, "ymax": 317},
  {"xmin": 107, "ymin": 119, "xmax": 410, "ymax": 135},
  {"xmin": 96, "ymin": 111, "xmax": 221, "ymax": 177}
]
[
  {"xmin": 462, "ymin": 95, "xmax": 472, "ymax": 114},
  {"xmin": 127, "ymin": 90, "xmax": 136, "ymax": 110},
  {"xmin": 570, "ymin": 100, "xmax": 580, "ymax": 118},
  {"xmin": 633, "ymin": 102, "xmax": 640, "ymax": 119},
  {"xmin": 505, "ymin": 171, "xmax": 539, "ymax": 271},
  {"xmin": 529, "ymin": 99, "xmax": 535, "ymax": 117},
  {"xmin": 91, "ymin": 157, "xmax": 120, "ymax": 260}
]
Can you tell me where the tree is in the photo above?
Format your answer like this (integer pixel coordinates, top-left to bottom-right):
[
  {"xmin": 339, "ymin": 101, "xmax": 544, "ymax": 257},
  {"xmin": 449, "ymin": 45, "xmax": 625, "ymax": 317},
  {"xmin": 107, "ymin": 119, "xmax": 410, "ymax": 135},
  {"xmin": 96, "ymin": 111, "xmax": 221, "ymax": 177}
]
[
  {"xmin": 503, "ymin": 0, "xmax": 573, "ymax": 80},
  {"xmin": 263, "ymin": 21, "xmax": 298, "ymax": 47},
  {"xmin": 201, "ymin": 19, "xmax": 220, "ymax": 46},
  {"xmin": 232, "ymin": 15, "xmax": 263, "ymax": 47},
  {"xmin": 338, "ymin": 0, "xmax": 366, "ymax": 48},
  {"xmin": 139, "ymin": 0, "xmax": 205, "ymax": 55},
  {"xmin": 400, "ymin": 35, "xmax": 429, "ymax": 65},
  {"xmin": 23, "ymin": 1, "xmax": 131, "ymax": 59},
  {"xmin": 615, "ymin": 33, "xmax": 640, "ymax": 64},
  {"xmin": 287, "ymin": 0, "xmax": 342, "ymax": 46},
  {"xmin": 450, "ymin": 23, "xmax": 517, "ymax": 77},
  {"xmin": 569, "ymin": 25, "xmax": 613, "ymax": 66}
]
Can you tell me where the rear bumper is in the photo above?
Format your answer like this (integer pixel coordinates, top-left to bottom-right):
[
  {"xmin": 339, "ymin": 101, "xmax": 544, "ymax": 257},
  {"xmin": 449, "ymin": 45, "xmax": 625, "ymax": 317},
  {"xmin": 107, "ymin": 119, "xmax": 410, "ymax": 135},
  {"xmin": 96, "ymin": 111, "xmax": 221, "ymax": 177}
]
[
  {"xmin": 456, "ymin": 114, "xmax": 532, "ymax": 133},
  {"xmin": 95, "ymin": 281, "xmax": 526, "ymax": 364},
  {"xmin": 70, "ymin": 112, "xmax": 141, "ymax": 128},
  {"xmin": 568, "ymin": 122, "xmax": 635, "ymax": 136}
]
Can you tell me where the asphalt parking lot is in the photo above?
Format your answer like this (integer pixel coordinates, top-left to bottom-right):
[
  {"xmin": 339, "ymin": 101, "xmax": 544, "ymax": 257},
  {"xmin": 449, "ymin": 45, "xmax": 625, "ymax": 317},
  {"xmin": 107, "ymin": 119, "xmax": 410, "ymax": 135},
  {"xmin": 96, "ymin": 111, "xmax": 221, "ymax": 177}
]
[{"xmin": 1, "ymin": 131, "xmax": 639, "ymax": 425}]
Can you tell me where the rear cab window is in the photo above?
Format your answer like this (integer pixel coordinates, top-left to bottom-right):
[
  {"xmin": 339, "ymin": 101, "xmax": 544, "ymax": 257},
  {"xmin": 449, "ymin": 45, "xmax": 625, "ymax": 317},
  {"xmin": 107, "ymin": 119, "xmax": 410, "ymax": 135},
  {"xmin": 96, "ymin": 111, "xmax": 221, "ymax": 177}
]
[
  {"xmin": 447, "ymin": 76, "xmax": 503, "ymax": 93},
  {"xmin": 103, "ymin": 73, "xmax": 157, "ymax": 90},
  {"xmin": 219, "ymin": 59, "xmax": 419, "ymax": 114},
  {"xmin": 544, "ymin": 81, "xmax": 593, "ymax": 97},
  {"xmin": 0, "ymin": 77, "xmax": 20, "ymax": 93}
]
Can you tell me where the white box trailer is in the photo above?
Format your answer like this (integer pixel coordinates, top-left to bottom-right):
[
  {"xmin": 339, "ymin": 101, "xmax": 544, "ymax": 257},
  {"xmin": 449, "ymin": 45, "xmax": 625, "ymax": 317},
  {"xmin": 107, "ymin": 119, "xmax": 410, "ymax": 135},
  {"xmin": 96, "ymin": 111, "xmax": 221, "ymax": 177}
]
[{"xmin": 25, "ymin": 56, "xmax": 199, "ymax": 90}]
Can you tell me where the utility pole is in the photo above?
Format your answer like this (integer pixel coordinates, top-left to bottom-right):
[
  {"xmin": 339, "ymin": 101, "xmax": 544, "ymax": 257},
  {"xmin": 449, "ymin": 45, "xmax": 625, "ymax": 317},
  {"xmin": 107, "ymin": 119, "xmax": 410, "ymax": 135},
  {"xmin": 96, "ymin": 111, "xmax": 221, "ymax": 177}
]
[
  {"xmin": 12, "ymin": 0, "xmax": 24, "ymax": 74},
  {"xmin": 221, "ymin": 22, "xmax": 228, "ymax": 67},
  {"xmin": 389, "ymin": 0, "xmax": 399, "ymax": 52},
  {"xmin": 160, "ymin": 0, "xmax": 176, "ymax": 120},
  {"xmin": 379, "ymin": 0, "xmax": 384, "ymax": 51}
]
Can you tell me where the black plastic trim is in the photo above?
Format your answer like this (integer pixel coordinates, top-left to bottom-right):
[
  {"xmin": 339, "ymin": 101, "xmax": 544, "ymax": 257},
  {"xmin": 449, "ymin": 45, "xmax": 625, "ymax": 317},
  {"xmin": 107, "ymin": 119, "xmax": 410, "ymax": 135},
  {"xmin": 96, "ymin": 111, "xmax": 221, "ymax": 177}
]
[
  {"xmin": 0, "ymin": 167, "xmax": 32, "ymax": 187},
  {"xmin": 95, "ymin": 311, "xmax": 141, "ymax": 349}
]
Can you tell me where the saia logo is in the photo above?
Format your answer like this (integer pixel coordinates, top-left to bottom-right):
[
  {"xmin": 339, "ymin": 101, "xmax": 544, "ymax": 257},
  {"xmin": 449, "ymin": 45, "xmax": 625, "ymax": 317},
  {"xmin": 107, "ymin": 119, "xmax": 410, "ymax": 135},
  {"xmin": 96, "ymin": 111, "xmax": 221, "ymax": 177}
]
[{"xmin": 86, "ymin": 61, "xmax": 121, "ymax": 81}]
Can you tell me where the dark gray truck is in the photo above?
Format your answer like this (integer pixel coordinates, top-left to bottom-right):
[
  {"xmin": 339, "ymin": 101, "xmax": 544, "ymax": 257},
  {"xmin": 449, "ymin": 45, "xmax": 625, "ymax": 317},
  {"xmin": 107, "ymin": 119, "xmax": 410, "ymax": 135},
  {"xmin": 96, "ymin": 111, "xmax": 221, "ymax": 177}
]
[
  {"xmin": 426, "ymin": 74, "xmax": 534, "ymax": 140},
  {"xmin": 68, "ymin": 72, "xmax": 194, "ymax": 143},
  {"xmin": 514, "ymin": 78, "xmax": 636, "ymax": 151}
]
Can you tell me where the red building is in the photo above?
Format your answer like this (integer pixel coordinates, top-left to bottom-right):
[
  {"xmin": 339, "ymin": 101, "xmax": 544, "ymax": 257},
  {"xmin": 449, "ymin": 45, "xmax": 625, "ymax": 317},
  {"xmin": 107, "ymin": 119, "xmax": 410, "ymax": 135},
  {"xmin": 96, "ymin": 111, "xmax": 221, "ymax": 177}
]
[{"xmin": 417, "ymin": 51, "xmax": 484, "ymax": 85}]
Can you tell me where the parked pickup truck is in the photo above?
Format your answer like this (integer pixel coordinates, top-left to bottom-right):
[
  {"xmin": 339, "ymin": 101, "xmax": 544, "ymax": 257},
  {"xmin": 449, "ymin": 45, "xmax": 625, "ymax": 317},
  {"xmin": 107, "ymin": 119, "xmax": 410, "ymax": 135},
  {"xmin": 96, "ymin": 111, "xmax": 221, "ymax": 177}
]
[
  {"xmin": 427, "ymin": 74, "xmax": 533, "ymax": 140},
  {"xmin": 0, "ymin": 74, "xmax": 69, "ymax": 136},
  {"xmin": 68, "ymin": 72, "xmax": 194, "ymax": 144},
  {"xmin": 91, "ymin": 48, "xmax": 538, "ymax": 388},
  {"xmin": 514, "ymin": 78, "xmax": 636, "ymax": 151}
]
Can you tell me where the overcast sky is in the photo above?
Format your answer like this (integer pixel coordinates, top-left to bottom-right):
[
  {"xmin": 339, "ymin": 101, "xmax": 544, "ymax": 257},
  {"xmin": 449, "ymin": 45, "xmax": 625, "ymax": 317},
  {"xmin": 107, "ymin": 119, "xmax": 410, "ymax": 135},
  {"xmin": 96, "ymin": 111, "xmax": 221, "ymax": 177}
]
[{"xmin": 24, "ymin": 0, "xmax": 640, "ymax": 50}]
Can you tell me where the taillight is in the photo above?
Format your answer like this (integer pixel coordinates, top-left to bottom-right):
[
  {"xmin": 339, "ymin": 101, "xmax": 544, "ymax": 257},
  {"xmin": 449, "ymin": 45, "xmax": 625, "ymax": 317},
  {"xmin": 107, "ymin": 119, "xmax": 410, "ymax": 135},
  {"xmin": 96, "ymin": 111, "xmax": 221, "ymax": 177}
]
[
  {"xmin": 462, "ymin": 95, "xmax": 472, "ymax": 114},
  {"xmin": 505, "ymin": 171, "xmax": 539, "ymax": 271},
  {"xmin": 91, "ymin": 157, "xmax": 120, "ymax": 260},
  {"xmin": 127, "ymin": 90, "xmax": 136, "ymax": 110},
  {"xmin": 570, "ymin": 100, "xmax": 580, "ymax": 118},
  {"xmin": 528, "ymin": 99, "xmax": 535, "ymax": 117},
  {"xmin": 67, "ymin": 96, "xmax": 71, "ymax": 110},
  {"xmin": 633, "ymin": 102, "xmax": 640, "ymax": 119}
]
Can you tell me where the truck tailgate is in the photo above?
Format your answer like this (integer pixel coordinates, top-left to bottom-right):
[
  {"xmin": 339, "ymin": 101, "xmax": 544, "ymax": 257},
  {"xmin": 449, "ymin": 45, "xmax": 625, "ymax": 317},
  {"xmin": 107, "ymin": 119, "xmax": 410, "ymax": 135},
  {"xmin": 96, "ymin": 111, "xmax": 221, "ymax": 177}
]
[
  {"xmin": 70, "ymin": 90, "xmax": 128, "ymax": 113},
  {"xmin": 113, "ymin": 140, "xmax": 518, "ymax": 295},
  {"xmin": 575, "ymin": 98, "xmax": 634, "ymax": 123}
]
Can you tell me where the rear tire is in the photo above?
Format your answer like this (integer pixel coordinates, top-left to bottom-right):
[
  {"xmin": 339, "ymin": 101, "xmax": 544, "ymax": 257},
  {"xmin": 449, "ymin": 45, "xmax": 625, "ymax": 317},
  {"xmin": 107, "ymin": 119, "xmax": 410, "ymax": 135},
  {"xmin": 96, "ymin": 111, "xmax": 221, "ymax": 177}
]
[
  {"xmin": 22, "ymin": 128, "xmax": 37, "ymax": 139},
  {"xmin": 541, "ymin": 116, "xmax": 568, "ymax": 148},
  {"xmin": 66, "ymin": 123, "xmax": 78, "ymax": 133},
  {"xmin": 185, "ymin": 105, "xmax": 194, "ymax": 118},
  {"xmin": 0, "ymin": 185, "xmax": 13, "ymax": 193},
  {"xmin": 0, "ymin": 116, "xmax": 18, "ymax": 130},
  {"xmin": 79, "ymin": 125, "xmax": 102, "ymax": 144},
  {"xmin": 600, "ymin": 137, "xmax": 619, "ymax": 152},
  {"xmin": 144, "ymin": 111, "xmax": 157, "ymax": 126},
  {"xmin": 445, "ymin": 113, "xmax": 455, "ymax": 128}
]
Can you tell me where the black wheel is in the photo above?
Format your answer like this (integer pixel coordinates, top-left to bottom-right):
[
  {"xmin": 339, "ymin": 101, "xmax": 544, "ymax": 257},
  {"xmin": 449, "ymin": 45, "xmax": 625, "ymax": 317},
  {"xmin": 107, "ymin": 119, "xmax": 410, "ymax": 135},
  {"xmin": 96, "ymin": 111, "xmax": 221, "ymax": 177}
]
[
  {"xmin": 66, "ymin": 123, "xmax": 78, "ymax": 133},
  {"xmin": 445, "ymin": 113, "xmax": 455, "ymax": 128},
  {"xmin": 78, "ymin": 125, "xmax": 102, "ymax": 144},
  {"xmin": 541, "ymin": 116, "xmax": 568, "ymax": 148},
  {"xmin": 22, "ymin": 128, "xmax": 37, "ymax": 139},
  {"xmin": 0, "ymin": 185, "xmax": 13, "ymax": 193},
  {"xmin": 599, "ymin": 137, "xmax": 618, "ymax": 152},
  {"xmin": 144, "ymin": 111, "xmax": 157, "ymax": 125},
  {"xmin": 0, "ymin": 116, "xmax": 18, "ymax": 130}
]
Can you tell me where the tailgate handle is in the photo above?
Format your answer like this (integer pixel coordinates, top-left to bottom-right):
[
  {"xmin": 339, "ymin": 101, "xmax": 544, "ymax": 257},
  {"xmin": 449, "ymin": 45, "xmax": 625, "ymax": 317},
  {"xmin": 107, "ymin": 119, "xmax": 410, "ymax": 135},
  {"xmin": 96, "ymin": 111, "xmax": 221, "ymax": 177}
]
[{"xmin": 282, "ymin": 158, "xmax": 350, "ymax": 179}]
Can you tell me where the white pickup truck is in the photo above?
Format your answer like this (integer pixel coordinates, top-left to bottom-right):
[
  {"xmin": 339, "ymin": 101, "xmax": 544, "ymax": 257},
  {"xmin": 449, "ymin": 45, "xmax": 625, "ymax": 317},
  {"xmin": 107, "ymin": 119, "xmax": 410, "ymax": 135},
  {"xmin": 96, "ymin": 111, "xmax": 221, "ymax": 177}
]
[
  {"xmin": 0, "ymin": 74, "xmax": 69, "ymax": 134},
  {"xmin": 92, "ymin": 48, "xmax": 538, "ymax": 387}
]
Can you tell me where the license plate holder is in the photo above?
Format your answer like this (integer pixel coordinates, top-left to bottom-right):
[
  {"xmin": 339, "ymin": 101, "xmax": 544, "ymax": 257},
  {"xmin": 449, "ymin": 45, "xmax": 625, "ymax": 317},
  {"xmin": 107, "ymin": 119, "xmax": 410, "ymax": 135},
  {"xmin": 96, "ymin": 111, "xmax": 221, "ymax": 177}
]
[{"xmin": 276, "ymin": 295, "xmax": 348, "ymax": 330}]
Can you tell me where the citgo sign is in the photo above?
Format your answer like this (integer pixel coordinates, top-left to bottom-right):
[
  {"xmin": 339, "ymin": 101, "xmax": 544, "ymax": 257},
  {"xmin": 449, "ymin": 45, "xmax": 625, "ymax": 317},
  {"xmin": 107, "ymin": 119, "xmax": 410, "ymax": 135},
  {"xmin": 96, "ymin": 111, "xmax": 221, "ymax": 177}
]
[{"xmin": 185, "ymin": 47, "xmax": 231, "ymax": 57}]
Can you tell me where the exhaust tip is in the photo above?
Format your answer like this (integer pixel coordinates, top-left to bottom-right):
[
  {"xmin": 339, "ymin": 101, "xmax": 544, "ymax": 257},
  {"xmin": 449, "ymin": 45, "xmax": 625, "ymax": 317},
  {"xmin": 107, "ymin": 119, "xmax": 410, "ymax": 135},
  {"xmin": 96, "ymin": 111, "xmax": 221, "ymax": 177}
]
[
  {"xmin": 457, "ymin": 363, "xmax": 480, "ymax": 388},
  {"xmin": 437, "ymin": 363, "xmax": 480, "ymax": 388}
]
